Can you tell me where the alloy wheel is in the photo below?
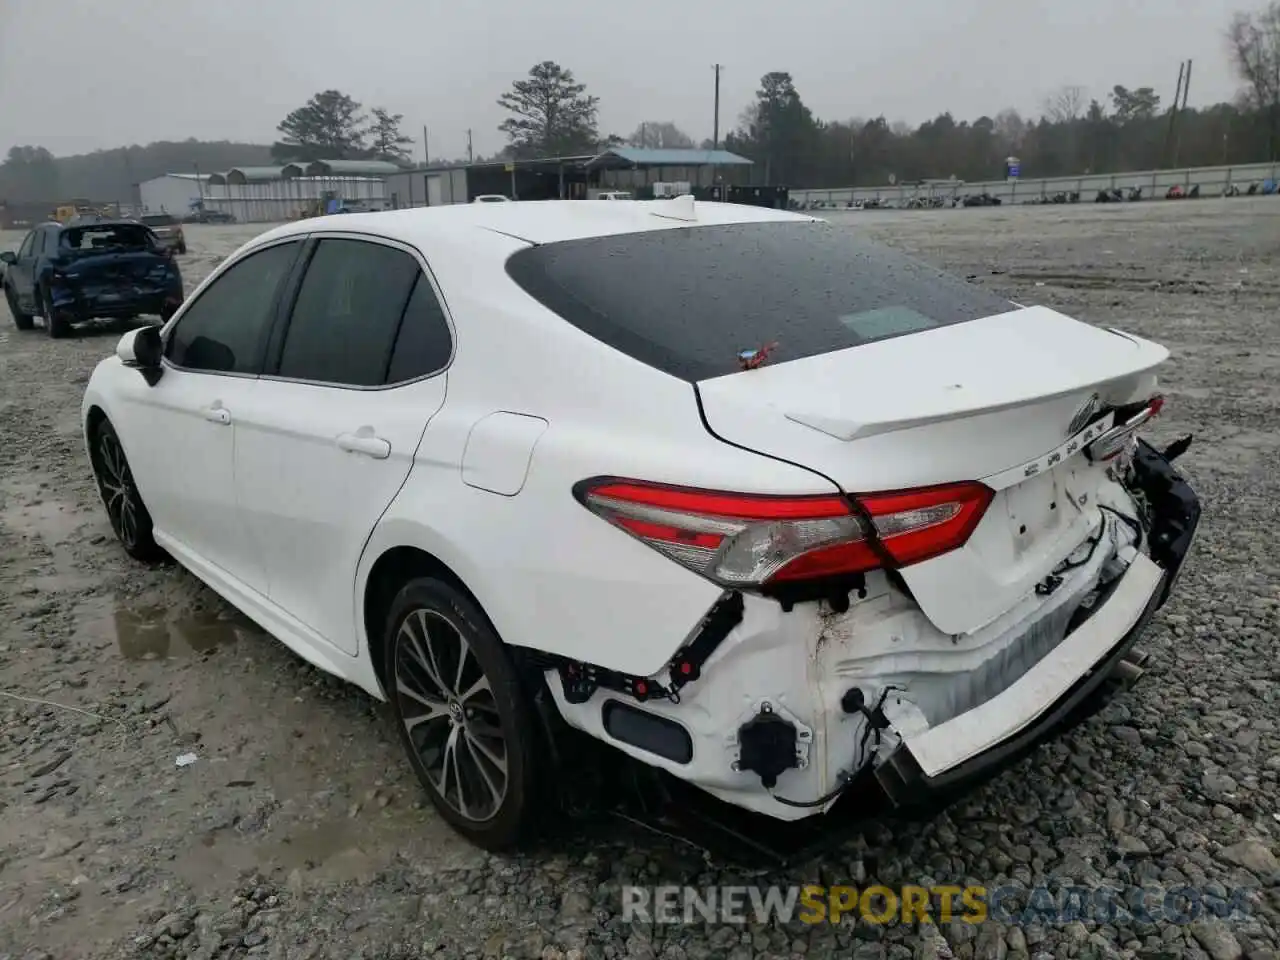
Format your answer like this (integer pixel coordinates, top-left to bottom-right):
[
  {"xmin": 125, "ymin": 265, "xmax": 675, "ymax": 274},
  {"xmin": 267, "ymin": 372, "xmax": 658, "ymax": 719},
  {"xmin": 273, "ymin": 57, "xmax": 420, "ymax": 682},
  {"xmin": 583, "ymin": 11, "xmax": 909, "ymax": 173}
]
[
  {"xmin": 96, "ymin": 429, "xmax": 139, "ymax": 549},
  {"xmin": 393, "ymin": 608, "xmax": 509, "ymax": 821}
]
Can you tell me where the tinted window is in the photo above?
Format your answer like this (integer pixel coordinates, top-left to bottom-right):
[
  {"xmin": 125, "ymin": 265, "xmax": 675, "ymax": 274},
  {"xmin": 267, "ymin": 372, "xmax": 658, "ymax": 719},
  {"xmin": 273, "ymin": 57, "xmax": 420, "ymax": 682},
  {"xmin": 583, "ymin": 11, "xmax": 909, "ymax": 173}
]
[
  {"xmin": 505, "ymin": 220, "xmax": 1018, "ymax": 381},
  {"xmin": 276, "ymin": 239, "xmax": 420, "ymax": 387},
  {"xmin": 17, "ymin": 232, "xmax": 36, "ymax": 258},
  {"xmin": 166, "ymin": 240, "xmax": 300, "ymax": 374},
  {"xmin": 141, "ymin": 214, "xmax": 176, "ymax": 226},
  {"xmin": 386, "ymin": 275, "xmax": 453, "ymax": 383}
]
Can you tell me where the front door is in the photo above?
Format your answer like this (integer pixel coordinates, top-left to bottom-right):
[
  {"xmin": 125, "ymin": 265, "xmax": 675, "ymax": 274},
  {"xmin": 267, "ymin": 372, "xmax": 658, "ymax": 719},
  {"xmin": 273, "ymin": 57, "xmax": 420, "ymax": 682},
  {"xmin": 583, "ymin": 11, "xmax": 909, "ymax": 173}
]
[
  {"xmin": 232, "ymin": 236, "xmax": 453, "ymax": 654},
  {"xmin": 9, "ymin": 229, "xmax": 41, "ymax": 311},
  {"xmin": 119, "ymin": 237, "xmax": 304, "ymax": 587}
]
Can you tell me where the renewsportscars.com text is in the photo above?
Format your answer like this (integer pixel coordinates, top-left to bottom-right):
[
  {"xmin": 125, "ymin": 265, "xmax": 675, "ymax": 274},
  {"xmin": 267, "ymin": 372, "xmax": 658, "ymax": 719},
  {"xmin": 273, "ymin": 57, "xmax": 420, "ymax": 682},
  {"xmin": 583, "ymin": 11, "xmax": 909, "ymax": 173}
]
[{"xmin": 621, "ymin": 884, "xmax": 1255, "ymax": 926}]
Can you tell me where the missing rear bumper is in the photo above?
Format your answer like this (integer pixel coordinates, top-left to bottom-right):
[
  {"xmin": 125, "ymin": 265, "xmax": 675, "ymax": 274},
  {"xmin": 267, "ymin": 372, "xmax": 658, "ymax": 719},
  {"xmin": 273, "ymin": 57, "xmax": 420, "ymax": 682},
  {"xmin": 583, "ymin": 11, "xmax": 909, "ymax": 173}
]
[{"xmin": 875, "ymin": 438, "xmax": 1199, "ymax": 806}]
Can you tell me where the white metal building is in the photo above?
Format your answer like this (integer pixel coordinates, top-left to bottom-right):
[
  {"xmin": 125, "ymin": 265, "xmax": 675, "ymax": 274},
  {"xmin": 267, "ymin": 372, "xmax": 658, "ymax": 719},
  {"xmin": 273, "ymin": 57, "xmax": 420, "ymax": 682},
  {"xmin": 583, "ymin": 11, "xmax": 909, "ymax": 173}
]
[
  {"xmin": 139, "ymin": 173, "xmax": 212, "ymax": 216},
  {"xmin": 140, "ymin": 161, "xmax": 402, "ymax": 224},
  {"xmin": 200, "ymin": 160, "xmax": 398, "ymax": 223}
]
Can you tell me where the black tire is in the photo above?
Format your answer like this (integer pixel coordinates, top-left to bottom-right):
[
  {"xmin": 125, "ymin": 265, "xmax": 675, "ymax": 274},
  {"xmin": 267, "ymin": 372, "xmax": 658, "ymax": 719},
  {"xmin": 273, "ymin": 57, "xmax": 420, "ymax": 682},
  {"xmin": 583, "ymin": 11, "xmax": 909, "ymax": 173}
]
[
  {"xmin": 42, "ymin": 286, "xmax": 69, "ymax": 339},
  {"xmin": 177, "ymin": 243, "xmax": 187, "ymax": 255},
  {"xmin": 383, "ymin": 578, "xmax": 542, "ymax": 850},
  {"xmin": 90, "ymin": 418, "xmax": 163, "ymax": 563},
  {"xmin": 5, "ymin": 284, "xmax": 34, "ymax": 331}
]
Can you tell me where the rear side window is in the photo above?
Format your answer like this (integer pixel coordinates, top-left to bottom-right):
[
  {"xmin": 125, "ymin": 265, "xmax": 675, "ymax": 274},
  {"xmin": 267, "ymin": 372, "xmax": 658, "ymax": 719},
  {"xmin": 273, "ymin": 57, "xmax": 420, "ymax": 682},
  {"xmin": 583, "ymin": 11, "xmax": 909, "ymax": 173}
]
[
  {"xmin": 166, "ymin": 240, "xmax": 301, "ymax": 374},
  {"xmin": 276, "ymin": 238, "xmax": 420, "ymax": 387},
  {"xmin": 505, "ymin": 220, "xmax": 1018, "ymax": 381},
  {"xmin": 386, "ymin": 276, "xmax": 453, "ymax": 383}
]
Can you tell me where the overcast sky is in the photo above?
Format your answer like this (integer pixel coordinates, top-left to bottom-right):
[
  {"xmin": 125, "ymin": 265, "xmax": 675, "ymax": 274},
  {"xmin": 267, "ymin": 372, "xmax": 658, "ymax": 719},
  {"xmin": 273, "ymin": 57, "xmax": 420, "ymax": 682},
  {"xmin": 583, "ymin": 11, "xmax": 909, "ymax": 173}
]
[{"xmin": 0, "ymin": 0, "xmax": 1250, "ymax": 161}]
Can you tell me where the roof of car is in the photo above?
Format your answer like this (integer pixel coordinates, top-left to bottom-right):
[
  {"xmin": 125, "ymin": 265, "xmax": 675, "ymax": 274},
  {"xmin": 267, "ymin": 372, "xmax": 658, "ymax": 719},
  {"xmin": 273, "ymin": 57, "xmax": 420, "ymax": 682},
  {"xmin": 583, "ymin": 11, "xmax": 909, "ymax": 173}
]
[
  {"xmin": 249, "ymin": 199, "xmax": 818, "ymax": 250},
  {"xmin": 59, "ymin": 218, "xmax": 149, "ymax": 230}
]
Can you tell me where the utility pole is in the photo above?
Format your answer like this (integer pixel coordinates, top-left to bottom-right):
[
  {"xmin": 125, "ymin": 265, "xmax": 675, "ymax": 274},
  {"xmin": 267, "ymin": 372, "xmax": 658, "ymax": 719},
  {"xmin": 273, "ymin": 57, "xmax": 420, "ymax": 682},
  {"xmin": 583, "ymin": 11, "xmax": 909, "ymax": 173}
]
[
  {"xmin": 467, "ymin": 129, "xmax": 473, "ymax": 164},
  {"xmin": 712, "ymin": 64, "xmax": 722, "ymax": 150},
  {"xmin": 423, "ymin": 126, "xmax": 429, "ymax": 167},
  {"xmin": 1173, "ymin": 59, "xmax": 1192, "ymax": 166},
  {"xmin": 712, "ymin": 63, "xmax": 723, "ymax": 191},
  {"xmin": 1164, "ymin": 61, "xmax": 1185, "ymax": 166}
]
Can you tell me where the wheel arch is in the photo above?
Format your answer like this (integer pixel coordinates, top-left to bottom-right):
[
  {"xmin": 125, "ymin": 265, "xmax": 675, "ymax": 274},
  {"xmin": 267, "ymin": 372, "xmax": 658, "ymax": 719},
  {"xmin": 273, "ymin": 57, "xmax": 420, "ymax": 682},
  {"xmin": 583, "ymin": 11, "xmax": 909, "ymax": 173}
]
[
  {"xmin": 83, "ymin": 403, "xmax": 110, "ymax": 469},
  {"xmin": 361, "ymin": 543, "xmax": 496, "ymax": 699}
]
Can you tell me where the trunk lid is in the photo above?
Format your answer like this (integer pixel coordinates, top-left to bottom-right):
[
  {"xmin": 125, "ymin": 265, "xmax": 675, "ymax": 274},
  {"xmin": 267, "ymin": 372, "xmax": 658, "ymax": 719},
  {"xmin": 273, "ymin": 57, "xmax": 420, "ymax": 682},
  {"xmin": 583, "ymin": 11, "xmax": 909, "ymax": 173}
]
[{"xmin": 696, "ymin": 305, "xmax": 1168, "ymax": 634}]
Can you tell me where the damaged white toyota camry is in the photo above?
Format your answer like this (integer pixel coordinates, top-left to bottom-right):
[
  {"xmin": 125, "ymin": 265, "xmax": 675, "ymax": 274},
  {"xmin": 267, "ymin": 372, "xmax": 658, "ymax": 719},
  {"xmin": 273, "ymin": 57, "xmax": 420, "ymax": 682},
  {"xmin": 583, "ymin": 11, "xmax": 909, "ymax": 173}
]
[{"xmin": 81, "ymin": 199, "xmax": 1200, "ymax": 853}]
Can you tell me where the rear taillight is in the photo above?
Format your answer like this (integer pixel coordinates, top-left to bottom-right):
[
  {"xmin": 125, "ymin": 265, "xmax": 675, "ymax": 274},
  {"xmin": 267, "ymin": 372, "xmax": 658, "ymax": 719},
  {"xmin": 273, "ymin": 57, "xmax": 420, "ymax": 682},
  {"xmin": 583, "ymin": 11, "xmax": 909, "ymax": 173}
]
[
  {"xmin": 575, "ymin": 478, "xmax": 993, "ymax": 588},
  {"xmin": 1086, "ymin": 395, "xmax": 1164, "ymax": 462}
]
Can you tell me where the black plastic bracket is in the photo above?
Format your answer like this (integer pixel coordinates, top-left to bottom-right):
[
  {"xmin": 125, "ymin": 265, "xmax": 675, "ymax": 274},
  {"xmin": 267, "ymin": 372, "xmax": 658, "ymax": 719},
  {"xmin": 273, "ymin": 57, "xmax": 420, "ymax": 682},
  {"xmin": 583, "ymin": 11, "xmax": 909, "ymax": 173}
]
[{"xmin": 667, "ymin": 592, "xmax": 743, "ymax": 692}]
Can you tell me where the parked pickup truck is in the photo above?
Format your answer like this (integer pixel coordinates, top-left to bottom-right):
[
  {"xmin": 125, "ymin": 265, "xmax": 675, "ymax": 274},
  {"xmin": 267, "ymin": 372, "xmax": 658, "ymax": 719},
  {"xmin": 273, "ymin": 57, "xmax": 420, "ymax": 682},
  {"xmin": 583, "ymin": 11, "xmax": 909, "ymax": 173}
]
[{"xmin": 1, "ymin": 220, "xmax": 184, "ymax": 338}]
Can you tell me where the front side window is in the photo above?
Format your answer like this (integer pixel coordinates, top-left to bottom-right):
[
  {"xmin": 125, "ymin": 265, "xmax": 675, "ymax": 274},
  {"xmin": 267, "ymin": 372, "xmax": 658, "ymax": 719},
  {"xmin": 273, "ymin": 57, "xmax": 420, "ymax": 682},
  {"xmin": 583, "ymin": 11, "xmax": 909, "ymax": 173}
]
[
  {"xmin": 275, "ymin": 238, "xmax": 421, "ymax": 387},
  {"xmin": 166, "ymin": 240, "xmax": 301, "ymax": 374},
  {"xmin": 18, "ymin": 232, "xmax": 36, "ymax": 258}
]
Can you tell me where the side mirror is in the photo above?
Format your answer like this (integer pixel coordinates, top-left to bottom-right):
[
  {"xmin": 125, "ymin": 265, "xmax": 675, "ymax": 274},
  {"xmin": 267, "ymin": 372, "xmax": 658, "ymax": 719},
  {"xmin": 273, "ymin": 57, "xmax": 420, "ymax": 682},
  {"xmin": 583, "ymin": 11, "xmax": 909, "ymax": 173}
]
[
  {"xmin": 117, "ymin": 325, "xmax": 164, "ymax": 386},
  {"xmin": 0, "ymin": 251, "xmax": 16, "ymax": 265}
]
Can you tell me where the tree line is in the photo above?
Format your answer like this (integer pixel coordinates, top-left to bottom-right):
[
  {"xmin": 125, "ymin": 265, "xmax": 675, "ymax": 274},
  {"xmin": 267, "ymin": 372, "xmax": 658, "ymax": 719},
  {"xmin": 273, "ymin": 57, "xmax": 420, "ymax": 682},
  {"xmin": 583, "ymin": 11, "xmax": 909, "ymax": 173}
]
[{"xmin": 3, "ymin": 1, "xmax": 1277, "ymax": 203}]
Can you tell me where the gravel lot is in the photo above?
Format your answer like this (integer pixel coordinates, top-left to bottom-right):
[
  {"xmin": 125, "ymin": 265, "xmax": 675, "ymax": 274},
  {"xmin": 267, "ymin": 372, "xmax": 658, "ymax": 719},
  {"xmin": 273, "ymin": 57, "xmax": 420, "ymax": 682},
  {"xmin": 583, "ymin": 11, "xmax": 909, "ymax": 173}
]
[{"xmin": 2, "ymin": 199, "xmax": 1279, "ymax": 960}]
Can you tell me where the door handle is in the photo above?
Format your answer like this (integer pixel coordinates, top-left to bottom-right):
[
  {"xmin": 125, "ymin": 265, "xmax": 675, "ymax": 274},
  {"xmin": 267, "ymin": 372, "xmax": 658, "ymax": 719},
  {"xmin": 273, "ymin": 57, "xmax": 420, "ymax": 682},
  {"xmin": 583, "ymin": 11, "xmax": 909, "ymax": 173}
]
[
  {"xmin": 202, "ymin": 405, "xmax": 231, "ymax": 425},
  {"xmin": 337, "ymin": 431, "xmax": 391, "ymax": 459}
]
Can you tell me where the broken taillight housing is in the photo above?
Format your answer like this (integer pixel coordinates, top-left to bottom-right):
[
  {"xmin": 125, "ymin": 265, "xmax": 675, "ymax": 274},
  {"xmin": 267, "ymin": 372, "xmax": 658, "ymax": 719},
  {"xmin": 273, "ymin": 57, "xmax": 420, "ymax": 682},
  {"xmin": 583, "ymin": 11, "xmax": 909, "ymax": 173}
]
[
  {"xmin": 575, "ymin": 478, "xmax": 993, "ymax": 588},
  {"xmin": 1086, "ymin": 395, "xmax": 1165, "ymax": 462}
]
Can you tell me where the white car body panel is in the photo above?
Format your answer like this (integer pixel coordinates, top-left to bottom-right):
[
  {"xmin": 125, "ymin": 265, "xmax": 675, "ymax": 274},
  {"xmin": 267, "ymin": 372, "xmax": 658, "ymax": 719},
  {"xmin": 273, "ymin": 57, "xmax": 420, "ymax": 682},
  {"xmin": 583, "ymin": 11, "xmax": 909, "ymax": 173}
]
[
  {"xmin": 99, "ymin": 364, "xmax": 265, "ymax": 584},
  {"xmin": 230, "ymin": 374, "xmax": 447, "ymax": 656},
  {"xmin": 460, "ymin": 412, "xmax": 550, "ymax": 496},
  {"xmin": 697, "ymin": 304, "xmax": 1168, "ymax": 637},
  {"xmin": 80, "ymin": 199, "xmax": 1191, "ymax": 828}
]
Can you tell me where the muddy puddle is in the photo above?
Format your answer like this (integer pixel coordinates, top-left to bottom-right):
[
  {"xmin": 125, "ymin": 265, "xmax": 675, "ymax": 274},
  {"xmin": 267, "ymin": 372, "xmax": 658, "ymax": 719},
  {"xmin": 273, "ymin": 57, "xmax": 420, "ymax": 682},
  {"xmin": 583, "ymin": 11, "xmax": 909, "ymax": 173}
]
[{"xmin": 73, "ymin": 597, "xmax": 256, "ymax": 660}]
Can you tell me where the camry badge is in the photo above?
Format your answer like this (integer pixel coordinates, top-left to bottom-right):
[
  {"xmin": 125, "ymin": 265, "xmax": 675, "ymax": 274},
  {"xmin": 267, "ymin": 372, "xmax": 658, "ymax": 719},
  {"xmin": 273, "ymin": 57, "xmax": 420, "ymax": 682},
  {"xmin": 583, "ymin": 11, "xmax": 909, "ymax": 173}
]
[{"xmin": 1067, "ymin": 392, "xmax": 1101, "ymax": 437}]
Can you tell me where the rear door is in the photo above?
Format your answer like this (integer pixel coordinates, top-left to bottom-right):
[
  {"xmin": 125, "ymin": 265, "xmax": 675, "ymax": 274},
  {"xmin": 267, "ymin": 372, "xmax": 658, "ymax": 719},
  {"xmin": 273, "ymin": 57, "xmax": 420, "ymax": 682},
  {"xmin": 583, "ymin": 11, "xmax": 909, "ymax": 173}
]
[{"xmin": 232, "ymin": 234, "xmax": 452, "ymax": 655}]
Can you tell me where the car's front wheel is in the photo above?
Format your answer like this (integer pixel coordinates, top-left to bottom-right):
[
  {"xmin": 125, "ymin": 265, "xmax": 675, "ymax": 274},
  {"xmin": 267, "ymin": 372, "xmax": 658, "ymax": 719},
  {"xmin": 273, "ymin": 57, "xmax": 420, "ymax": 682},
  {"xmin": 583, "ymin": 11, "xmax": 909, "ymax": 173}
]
[
  {"xmin": 90, "ymin": 418, "xmax": 163, "ymax": 563},
  {"xmin": 4, "ymin": 285, "xmax": 34, "ymax": 331},
  {"xmin": 384, "ymin": 578, "xmax": 542, "ymax": 850}
]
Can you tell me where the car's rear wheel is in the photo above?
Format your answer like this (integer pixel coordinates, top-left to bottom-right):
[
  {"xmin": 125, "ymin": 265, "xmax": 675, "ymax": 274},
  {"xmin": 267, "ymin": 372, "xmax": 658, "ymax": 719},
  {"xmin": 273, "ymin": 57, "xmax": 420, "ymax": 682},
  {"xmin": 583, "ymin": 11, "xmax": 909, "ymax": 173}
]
[
  {"xmin": 384, "ymin": 578, "xmax": 541, "ymax": 850},
  {"xmin": 41, "ymin": 286, "xmax": 69, "ymax": 339},
  {"xmin": 5, "ymin": 285, "xmax": 34, "ymax": 331},
  {"xmin": 91, "ymin": 418, "xmax": 163, "ymax": 563}
]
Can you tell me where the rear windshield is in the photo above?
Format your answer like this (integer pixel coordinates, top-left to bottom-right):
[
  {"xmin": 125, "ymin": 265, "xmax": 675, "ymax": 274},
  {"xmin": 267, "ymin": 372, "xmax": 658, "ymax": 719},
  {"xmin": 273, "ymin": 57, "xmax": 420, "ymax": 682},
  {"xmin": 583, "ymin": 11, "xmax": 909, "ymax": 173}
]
[
  {"xmin": 141, "ymin": 214, "xmax": 176, "ymax": 226},
  {"xmin": 61, "ymin": 224, "xmax": 156, "ymax": 253},
  {"xmin": 505, "ymin": 220, "xmax": 1017, "ymax": 380}
]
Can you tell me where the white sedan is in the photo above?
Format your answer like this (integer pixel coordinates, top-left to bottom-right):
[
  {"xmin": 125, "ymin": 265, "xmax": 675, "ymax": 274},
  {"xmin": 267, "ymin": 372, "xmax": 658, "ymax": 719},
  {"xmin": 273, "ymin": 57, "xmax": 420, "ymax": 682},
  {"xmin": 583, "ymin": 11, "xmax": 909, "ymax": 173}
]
[{"xmin": 81, "ymin": 200, "xmax": 1200, "ymax": 852}]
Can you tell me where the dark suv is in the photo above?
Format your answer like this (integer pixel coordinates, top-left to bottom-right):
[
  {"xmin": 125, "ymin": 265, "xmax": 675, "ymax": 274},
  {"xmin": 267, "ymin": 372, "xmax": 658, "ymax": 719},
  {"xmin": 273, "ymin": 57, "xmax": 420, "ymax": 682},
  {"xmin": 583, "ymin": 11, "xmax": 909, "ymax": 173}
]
[{"xmin": 1, "ymin": 221, "xmax": 184, "ymax": 337}]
